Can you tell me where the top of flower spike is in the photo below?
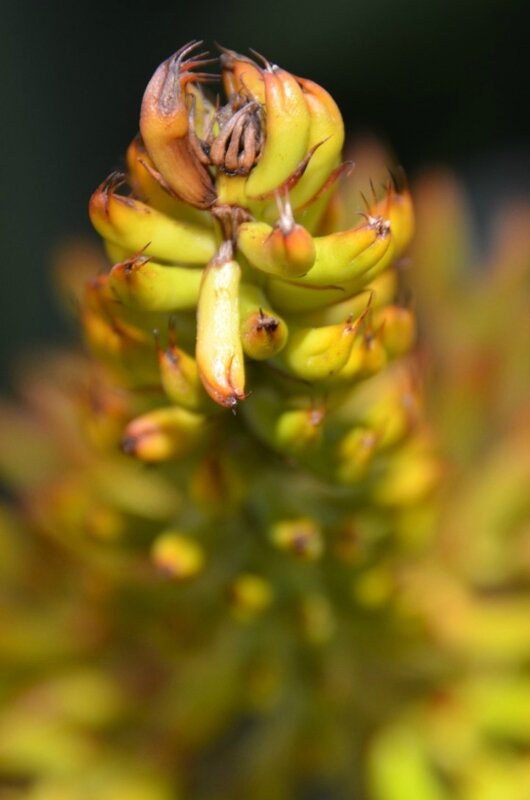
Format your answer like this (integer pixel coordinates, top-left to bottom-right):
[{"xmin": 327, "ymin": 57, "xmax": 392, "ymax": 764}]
[
  {"xmin": 139, "ymin": 40, "xmax": 345, "ymax": 211},
  {"xmin": 89, "ymin": 44, "xmax": 414, "ymax": 412}
]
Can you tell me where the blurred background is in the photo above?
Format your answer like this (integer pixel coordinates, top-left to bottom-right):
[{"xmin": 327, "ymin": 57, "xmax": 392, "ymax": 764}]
[{"xmin": 0, "ymin": 0, "xmax": 528, "ymax": 387}]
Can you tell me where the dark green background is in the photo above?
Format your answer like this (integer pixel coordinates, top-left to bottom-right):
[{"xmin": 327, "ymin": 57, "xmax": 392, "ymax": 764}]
[{"xmin": 0, "ymin": 0, "xmax": 528, "ymax": 386}]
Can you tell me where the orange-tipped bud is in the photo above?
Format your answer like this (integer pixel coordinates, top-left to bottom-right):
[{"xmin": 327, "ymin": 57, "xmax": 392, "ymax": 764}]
[
  {"xmin": 140, "ymin": 43, "xmax": 217, "ymax": 208},
  {"xmin": 239, "ymin": 282, "xmax": 288, "ymax": 360},
  {"xmin": 156, "ymin": 323, "xmax": 206, "ymax": 411},
  {"xmin": 238, "ymin": 193, "xmax": 316, "ymax": 278},
  {"xmin": 288, "ymin": 77, "xmax": 345, "ymax": 211},
  {"xmin": 109, "ymin": 253, "xmax": 203, "ymax": 313},
  {"xmin": 240, "ymin": 310, "xmax": 288, "ymax": 361},
  {"xmin": 270, "ymin": 220, "xmax": 316, "ymax": 276},
  {"xmin": 122, "ymin": 406, "xmax": 206, "ymax": 462},
  {"xmin": 244, "ymin": 64, "xmax": 311, "ymax": 199},
  {"xmin": 302, "ymin": 217, "xmax": 391, "ymax": 287},
  {"xmin": 280, "ymin": 316, "xmax": 360, "ymax": 382},
  {"xmin": 89, "ymin": 173, "xmax": 216, "ymax": 264}
]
